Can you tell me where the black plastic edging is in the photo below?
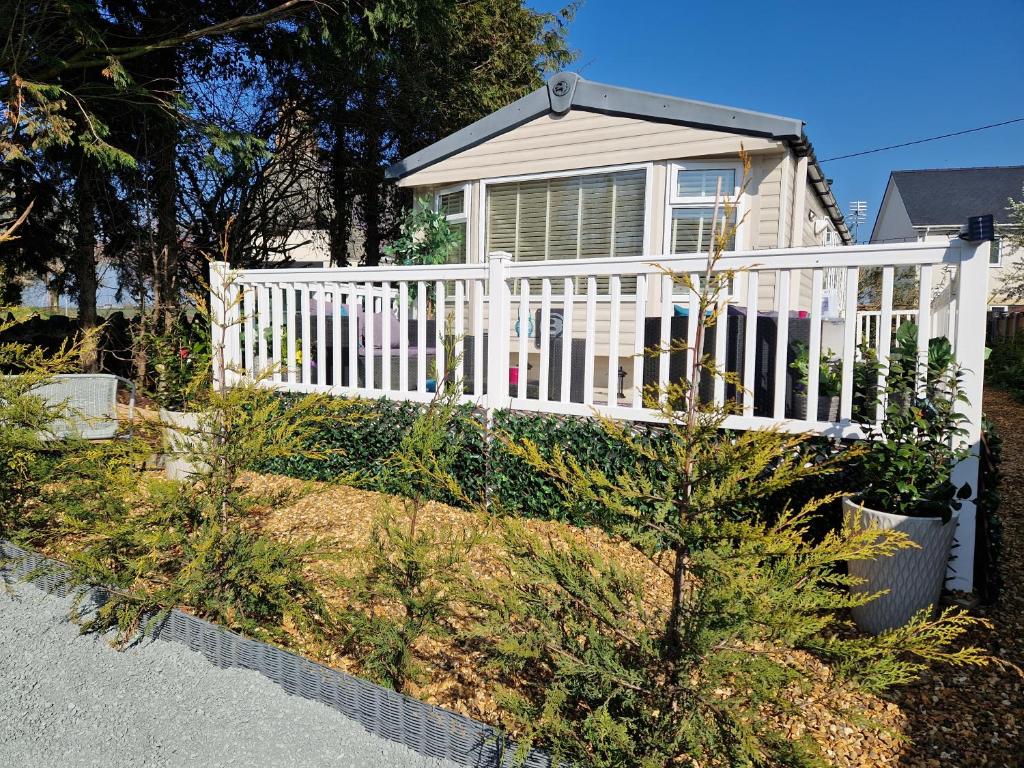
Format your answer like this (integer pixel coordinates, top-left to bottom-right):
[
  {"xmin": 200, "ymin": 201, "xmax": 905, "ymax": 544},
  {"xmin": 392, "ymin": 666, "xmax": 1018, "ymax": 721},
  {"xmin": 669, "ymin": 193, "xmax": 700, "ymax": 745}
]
[{"xmin": 0, "ymin": 540, "xmax": 550, "ymax": 768}]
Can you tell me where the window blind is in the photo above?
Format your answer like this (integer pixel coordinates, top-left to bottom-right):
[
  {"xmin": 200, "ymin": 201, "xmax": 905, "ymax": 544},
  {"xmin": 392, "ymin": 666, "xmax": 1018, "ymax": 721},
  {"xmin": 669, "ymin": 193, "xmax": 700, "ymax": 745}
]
[
  {"xmin": 486, "ymin": 169, "xmax": 646, "ymax": 293},
  {"xmin": 670, "ymin": 208, "xmax": 736, "ymax": 255}
]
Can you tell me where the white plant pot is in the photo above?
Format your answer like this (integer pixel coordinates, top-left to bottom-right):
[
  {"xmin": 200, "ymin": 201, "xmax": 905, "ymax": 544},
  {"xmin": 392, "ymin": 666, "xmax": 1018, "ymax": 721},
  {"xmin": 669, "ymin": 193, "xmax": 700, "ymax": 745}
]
[
  {"xmin": 159, "ymin": 408, "xmax": 208, "ymax": 480},
  {"xmin": 845, "ymin": 497, "xmax": 959, "ymax": 634}
]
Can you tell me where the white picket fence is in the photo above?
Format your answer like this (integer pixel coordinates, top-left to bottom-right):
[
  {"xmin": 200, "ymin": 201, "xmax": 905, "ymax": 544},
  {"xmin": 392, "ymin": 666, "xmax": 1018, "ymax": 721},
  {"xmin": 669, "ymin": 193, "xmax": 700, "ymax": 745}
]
[
  {"xmin": 856, "ymin": 309, "xmax": 919, "ymax": 351},
  {"xmin": 210, "ymin": 239, "xmax": 990, "ymax": 591}
]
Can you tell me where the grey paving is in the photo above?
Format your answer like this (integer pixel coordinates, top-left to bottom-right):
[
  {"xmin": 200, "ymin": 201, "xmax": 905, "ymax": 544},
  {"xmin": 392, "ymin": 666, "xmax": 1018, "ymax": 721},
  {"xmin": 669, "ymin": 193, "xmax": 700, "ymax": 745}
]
[{"xmin": 0, "ymin": 582, "xmax": 460, "ymax": 768}]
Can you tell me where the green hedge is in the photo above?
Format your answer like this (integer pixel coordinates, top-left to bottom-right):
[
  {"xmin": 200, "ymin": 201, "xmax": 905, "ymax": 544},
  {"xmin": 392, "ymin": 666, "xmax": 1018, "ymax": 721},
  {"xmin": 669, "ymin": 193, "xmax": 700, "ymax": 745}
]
[
  {"xmin": 254, "ymin": 395, "xmax": 670, "ymax": 527},
  {"xmin": 986, "ymin": 335, "xmax": 1024, "ymax": 400}
]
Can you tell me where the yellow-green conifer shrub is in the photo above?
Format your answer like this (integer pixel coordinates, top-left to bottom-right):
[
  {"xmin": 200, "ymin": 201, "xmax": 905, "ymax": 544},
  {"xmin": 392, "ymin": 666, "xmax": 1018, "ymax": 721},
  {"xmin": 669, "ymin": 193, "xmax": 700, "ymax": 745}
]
[
  {"xmin": 45, "ymin": 270, "xmax": 361, "ymax": 645},
  {"xmin": 341, "ymin": 340, "xmax": 484, "ymax": 692},
  {"xmin": 484, "ymin": 154, "xmax": 994, "ymax": 767}
]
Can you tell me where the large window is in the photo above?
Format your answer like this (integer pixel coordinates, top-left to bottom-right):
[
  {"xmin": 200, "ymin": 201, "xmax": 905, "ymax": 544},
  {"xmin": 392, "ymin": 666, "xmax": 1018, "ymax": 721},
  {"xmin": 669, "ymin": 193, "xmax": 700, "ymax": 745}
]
[
  {"xmin": 434, "ymin": 185, "xmax": 469, "ymax": 264},
  {"xmin": 666, "ymin": 163, "xmax": 739, "ymax": 255},
  {"xmin": 485, "ymin": 168, "xmax": 648, "ymax": 264}
]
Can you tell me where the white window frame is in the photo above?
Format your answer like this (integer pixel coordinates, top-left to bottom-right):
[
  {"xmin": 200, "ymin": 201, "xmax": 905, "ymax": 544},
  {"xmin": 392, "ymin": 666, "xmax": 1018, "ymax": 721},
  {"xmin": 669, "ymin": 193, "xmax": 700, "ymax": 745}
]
[
  {"xmin": 477, "ymin": 161, "xmax": 655, "ymax": 265},
  {"xmin": 433, "ymin": 183, "xmax": 471, "ymax": 263},
  {"xmin": 663, "ymin": 160, "xmax": 748, "ymax": 300},
  {"xmin": 663, "ymin": 160, "xmax": 747, "ymax": 253},
  {"xmin": 989, "ymin": 237, "xmax": 1002, "ymax": 267}
]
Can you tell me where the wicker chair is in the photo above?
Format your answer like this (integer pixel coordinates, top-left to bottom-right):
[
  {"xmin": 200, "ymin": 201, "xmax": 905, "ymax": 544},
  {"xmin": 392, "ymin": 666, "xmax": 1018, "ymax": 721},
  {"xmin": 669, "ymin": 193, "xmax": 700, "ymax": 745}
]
[{"xmin": 30, "ymin": 374, "xmax": 135, "ymax": 440}]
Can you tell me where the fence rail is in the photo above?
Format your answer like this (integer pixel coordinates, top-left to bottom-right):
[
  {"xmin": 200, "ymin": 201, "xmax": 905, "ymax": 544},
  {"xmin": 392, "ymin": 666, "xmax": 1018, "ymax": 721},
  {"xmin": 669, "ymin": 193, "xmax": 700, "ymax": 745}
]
[{"xmin": 211, "ymin": 239, "xmax": 990, "ymax": 591}]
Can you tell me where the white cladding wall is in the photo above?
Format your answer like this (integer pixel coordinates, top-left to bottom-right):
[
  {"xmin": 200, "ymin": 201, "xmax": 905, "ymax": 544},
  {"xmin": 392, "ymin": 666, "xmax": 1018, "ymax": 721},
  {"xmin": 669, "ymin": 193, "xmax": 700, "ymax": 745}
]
[{"xmin": 402, "ymin": 111, "xmax": 842, "ymax": 313}]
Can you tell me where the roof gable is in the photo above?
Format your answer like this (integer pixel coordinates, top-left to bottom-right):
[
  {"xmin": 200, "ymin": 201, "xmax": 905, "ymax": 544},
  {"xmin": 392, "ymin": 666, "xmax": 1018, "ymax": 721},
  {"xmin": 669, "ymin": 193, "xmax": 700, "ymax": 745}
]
[
  {"xmin": 892, "ymin": 166, "xmax": 1024, "ymax": 227},
  {"xmin": 385, "ymin": 73, "xmax": 803, "ymax": 181}
]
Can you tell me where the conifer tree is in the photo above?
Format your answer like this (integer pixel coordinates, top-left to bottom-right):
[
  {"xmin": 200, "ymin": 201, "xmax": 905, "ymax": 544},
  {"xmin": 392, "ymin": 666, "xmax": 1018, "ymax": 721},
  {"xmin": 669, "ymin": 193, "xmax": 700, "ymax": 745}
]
[{"xmin": 485, "ymin": 153, "xmax": 993, "ymax": 767}]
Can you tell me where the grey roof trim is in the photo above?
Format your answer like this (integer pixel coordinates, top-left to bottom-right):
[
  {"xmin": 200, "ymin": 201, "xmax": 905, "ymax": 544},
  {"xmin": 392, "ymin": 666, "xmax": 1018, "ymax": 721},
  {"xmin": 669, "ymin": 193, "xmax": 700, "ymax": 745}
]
[
  {"xmin": 385, "ymin": 73, "xmax": 803, "ymax": 180},
  {"xmin": 569, "ymin": 77, "xmax": 804, "ymax": 140},
  {"xmin": 789, "ymin": 136, "xmax": 853, "ymax": 245},
  {"xmin": 384, "ymin": 72, "xmax": 851, "ymax": 245}
]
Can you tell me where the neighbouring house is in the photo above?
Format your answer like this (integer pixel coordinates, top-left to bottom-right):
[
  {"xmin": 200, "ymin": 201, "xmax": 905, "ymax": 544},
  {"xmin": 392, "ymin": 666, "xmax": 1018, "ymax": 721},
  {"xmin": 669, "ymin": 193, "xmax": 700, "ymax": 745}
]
[{"xmin": 870, "ymin": 165, "xmax": 1024, "ymax": 312}]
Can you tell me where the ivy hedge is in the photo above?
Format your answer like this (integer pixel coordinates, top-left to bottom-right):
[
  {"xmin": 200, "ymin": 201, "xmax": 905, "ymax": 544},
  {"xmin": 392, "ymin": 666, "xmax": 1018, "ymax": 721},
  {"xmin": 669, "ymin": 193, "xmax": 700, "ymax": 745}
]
[
  {"xmin": 253, "ymin": 396, "xmax": 1004, "ymax": 598},
  {"xmin": 253, "ymin": 395, "xmax": 672, "ymax": 527}
]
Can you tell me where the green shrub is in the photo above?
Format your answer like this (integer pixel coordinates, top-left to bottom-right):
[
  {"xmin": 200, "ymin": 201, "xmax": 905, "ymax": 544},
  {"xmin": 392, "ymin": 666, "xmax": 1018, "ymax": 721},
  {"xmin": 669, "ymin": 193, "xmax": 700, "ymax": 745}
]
[
  {"xmin": 474, "ymin": 161, "xmax": 993, "ymax": 767},
  {"xmin": 341, "ymin": 387, "xmax": 482, "ymax": 692},
  {"xmin": 255, "ymin": 396, "xmax": 487, "ymax": 506},
  {"xmin": 986, "ymin": 335, "xmax": 1024, "ymax": 399},
  {"xmin": 255, "ymin": 396, "xmax": 678, "ymax": 527}
]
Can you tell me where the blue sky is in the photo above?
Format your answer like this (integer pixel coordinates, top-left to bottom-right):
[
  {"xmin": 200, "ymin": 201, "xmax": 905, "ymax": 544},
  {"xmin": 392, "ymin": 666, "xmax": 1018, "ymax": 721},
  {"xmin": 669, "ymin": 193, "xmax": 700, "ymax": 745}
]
[{"xmin": 536, "ymin": 0, "xmax": 1024, "ymax": 240}]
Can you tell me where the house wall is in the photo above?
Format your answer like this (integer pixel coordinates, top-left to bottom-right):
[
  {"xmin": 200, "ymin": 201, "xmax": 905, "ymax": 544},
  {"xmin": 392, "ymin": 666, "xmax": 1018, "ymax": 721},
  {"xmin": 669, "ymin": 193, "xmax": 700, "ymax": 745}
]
[
  {"xmin": 401, "ymin": 110, "xmax": 846, "ymax": 352},
  {"xmin": 869, "ymin": 181, "xmax": 917, "ymax": 244},
  {"xmin": 396, "ymin": 110, "xmax": 781, "ymax": 189}
]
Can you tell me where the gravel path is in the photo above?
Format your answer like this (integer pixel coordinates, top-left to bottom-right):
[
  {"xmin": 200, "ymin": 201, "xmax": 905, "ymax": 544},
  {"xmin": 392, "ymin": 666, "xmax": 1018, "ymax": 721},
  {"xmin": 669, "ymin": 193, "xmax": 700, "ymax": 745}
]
[
  {"xmin": 890, "ymin": 388, "xmax": 1024, "ymax": 768},
  {"xmin": 0, "ymin": 583, "xmax": 460, "ymax": 768}
]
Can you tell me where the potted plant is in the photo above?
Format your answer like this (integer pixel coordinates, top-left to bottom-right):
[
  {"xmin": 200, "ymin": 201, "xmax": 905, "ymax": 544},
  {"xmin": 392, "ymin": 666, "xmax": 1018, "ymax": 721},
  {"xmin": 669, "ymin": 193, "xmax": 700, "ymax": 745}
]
[
  {"xmin": 148, "ymin": 315, "xmax": 212, "ymax": 479},
  {"xmin": 846, "ymin": 323, "xmax": 971, "ymax": 634},
  {"xmin": 789, "ymin": 341, "xmax": 842, "ymax": 420},
  {"xmin": 383, "ymin": 200, "xmax": 463, "ymax": 321}
]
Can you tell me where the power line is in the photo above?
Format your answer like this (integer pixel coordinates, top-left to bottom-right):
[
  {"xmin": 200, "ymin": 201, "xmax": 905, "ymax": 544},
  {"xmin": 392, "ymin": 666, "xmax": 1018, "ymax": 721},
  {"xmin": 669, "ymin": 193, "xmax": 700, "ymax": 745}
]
[{"xmin": 818, "ymin": 117, "xmax": 1024, "ymax": 162}]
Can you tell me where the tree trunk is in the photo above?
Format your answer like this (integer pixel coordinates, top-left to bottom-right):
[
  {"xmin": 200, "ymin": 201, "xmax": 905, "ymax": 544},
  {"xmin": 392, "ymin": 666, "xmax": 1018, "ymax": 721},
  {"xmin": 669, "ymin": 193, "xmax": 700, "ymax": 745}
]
[
  {"xmin": 141, "ymin": 46, "xmax": 181, "ymax": 329},
  {"xmin": 153, "ymin": 112, "xmax": 179, "ymax": 328},
  {"xmin": 360, "ymin": 120, "xmax": 384, "ymax": 267},
  {"xmin": 74, "ymin": 163, "xmax": 99, "ymax": 371},
  {"xmin": 329, "ymin": 126, "xmax": 353, "ymax": 267}
]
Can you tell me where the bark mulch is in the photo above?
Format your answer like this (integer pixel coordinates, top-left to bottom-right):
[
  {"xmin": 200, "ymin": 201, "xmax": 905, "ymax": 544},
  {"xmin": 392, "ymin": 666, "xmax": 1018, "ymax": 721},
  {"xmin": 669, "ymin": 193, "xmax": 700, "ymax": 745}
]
[
  {"xmin": 887, "ymin": 387, "xmax": 1024, "ymax": 768},
  {"xmin": 241, "ymin": 388, "xmax": 1024, "ymax": 766}
]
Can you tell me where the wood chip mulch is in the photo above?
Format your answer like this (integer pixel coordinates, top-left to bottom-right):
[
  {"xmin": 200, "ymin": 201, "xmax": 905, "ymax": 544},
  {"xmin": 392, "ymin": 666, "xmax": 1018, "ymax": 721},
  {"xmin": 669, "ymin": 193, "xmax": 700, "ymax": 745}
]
[
  {"xmin": 885, "ymin": 387, "xmax": 1024, "ymax": 768},
  {"xmin": 241, "ymin": 387, "xmax": 1024, "ymax": 767},
  {"xmin": 243, "ymin": 477, "xmax": 909, "ymax": 766}
]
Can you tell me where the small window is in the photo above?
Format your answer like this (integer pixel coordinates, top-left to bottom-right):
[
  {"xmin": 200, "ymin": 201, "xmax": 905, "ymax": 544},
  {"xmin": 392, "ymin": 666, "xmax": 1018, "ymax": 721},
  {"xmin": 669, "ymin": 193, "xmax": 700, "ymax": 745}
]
[
  {"xmin": 670, "ymin": 208, "xmax": 736, "ymax": 254},
  {"xmin": 675, "ymin": 168, "xmax": 736, "ymax": 201},
  {"xmin": 434, "ymin": 186, "xmax": 468, "ymax": 264},
  {"xmin": 990, "ymin": 237, "xmax": 1002, "ymax": 266}
]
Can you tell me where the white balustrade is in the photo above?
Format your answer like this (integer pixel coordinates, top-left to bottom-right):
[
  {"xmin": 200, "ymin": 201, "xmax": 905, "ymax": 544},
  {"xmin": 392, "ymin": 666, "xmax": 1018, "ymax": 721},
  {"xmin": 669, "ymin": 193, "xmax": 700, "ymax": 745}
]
[{"xmin": 210, "ymin": 239, "xmax": 990, "ymax": 591}]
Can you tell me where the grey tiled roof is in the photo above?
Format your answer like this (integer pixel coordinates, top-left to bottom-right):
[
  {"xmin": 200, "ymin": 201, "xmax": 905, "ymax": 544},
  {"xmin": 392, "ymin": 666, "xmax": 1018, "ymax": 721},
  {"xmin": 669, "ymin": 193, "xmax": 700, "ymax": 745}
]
[{"xmin": 892, "ymin": 166, "xmax": 1024, "ymax": 226}]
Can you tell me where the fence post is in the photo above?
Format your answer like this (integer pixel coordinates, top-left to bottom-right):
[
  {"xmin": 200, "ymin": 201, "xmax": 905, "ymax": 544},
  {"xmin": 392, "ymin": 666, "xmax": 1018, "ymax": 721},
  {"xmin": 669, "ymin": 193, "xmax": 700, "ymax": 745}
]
[
  {"xmin": 948, "ymin": 239, "xmax": 989, "ymax": 593},
  {"xmin": 485, "ymin": 251, "xmax": 512, "ymax": 415}
]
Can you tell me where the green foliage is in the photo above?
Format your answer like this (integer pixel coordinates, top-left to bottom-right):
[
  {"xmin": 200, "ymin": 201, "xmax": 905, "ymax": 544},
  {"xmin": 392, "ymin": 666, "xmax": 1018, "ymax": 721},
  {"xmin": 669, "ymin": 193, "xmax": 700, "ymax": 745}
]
[
  {"xmin": 985, "ymin": 334, "xmax": 1024, "ymax": 400},
  {"xmin": 256, "ymin": 396, "xmax": 686, "ymax": 528},
  {"xmin": 484, "ymin": 510, "xmax": 990, "ymax": 768},
  {"xmin": 852, "ymin": 341, "xmax": 881, "ymax": 423},
  {"xmin": 341, "ymin": 385, "xmax": 482, "ymax": 692},
  {"xmin": 790, "ymin": 341, "xmax": 842, "ymax": 398},
  {"xmin": 0, "ymin": 316, "xmax": 86, "ymax": 538},
  {"xmin": 143, "ymin": 312, "xmax": 212, "ymax": 411},
  {"xmin": 17, "ymin": 274, "xmax": 358, "ymax": 644},
  {"xmin": 473, "ymin": 162, "xmax": 992, "ymax": 767},
  {"xmin": 255, "ymin": 395, "xmax": 488, "ymax": 506},
  {"xmin": 382, "ymin": 200, "xmax": 463, "ymax": 267},
  {"xmin": 855, "ymin": 323, "xmax": 970, "ymax": 520}
]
